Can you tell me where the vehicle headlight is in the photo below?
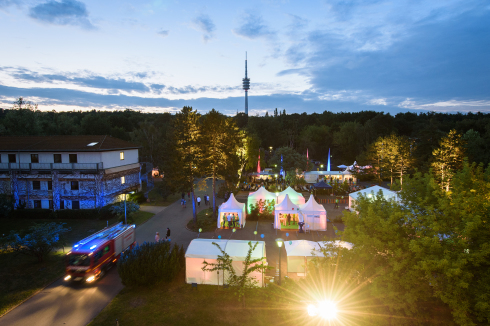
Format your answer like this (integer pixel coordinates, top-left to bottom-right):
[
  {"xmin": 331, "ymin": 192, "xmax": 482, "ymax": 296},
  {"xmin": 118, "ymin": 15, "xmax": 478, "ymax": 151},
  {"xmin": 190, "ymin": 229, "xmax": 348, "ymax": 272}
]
[
  {"xmin": 64, "ymin": 275, "xmax": 71, "ymax": 281},
  {"xmin": 86, "ymin": 276, "xmax": 96, "ymax": 283}
]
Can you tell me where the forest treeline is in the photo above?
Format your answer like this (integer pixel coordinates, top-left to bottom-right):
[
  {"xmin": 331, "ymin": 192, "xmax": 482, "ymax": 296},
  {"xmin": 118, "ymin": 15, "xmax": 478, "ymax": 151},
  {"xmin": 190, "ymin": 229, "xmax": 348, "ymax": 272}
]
[{"xmin": 1, "ymin": 98, "xmax": 490, "ymax": 175}]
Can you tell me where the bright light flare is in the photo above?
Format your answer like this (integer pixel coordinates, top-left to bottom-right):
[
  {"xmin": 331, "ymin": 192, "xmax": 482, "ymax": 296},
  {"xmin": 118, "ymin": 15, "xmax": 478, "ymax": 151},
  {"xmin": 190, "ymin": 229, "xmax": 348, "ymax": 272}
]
[
  {"xmin": 307, "ymin": 301, "xmax": 338, "ymax": 320},
  {"xmin": 64, "ymin": 275, "xmax": 71, "ymax": 281},
  {"xmin": 318, "ymin": 300, "xmax": 337, "ymax": 320},
  {"xmin": 86, "ymin": 276, "xmax": 96, "ymax": 283}
]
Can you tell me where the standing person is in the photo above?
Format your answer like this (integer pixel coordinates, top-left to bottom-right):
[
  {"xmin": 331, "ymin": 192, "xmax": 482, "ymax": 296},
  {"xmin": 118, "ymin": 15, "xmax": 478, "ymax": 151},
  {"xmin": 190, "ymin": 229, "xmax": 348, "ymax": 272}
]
[
  {"xmin": 166, "ymin": 228, "xmax": 171, "ymax": 240},
  {"xmin": 227, "ymin": 213, "xmax": 232, "ymax": 227},
  {"xmin": 155, "ymin": 232, "xmax": 160, "ymax": 242},
  {"xmin": 181, "ymin": 192, "xmax": 185, "ymax": 200},
  {"xmin": 181, "ymin": 199, "xmax": 184, "ymax": 207},
  {"xmin": 197, "ymin": 196, "xmax": 201, "ymax": 207},
  {"xmin": 287, "ymin": 213, "xmax": 291, "ymax": 226},
  {"xmin": 335, "ymin": 198, "xmax": 339, "ymax": 209},
  {"xmin": 187, "ymin": 191, "xmax": 190, "ymax": 199},
  {"xmin": 183, "ymin": 199, "xmax": 186, "ymax": 208}
]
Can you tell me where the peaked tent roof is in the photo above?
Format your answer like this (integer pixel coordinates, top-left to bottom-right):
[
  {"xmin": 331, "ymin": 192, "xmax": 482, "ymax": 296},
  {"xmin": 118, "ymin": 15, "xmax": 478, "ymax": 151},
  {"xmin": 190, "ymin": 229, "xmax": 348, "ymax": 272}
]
[
  {"xmin": 299, "ymin": 195, "xmax": 326, "ymax": 212},
  {"xmin": 349, "ymin": 186, "xmax": 397, "ymax": 200},
  {"xmin": 285, "ymin": 240, "xmax": 324, "ymax": 257},
  {"xmin": 312, "ymin": 180, "xmax": 333, "ymax": 189},
  {"xmin": 275, "ymin": 194, "xmax": 299, "ymax": 211},
  {"xmin": 278, "ymin": 186, "xmax": 304, "ymax": 199},
  {"xmin": 319, "ymin": 240, "xmax": 354, "ymax": 250},
  {"xmin": 277, "ymin": 186, "xmax": 305, "ymax": 205},
  {"xmin": 219, "ymin": 193, "xmax": 245, "ymax": 210},
  {"xmin": 248, "ymin": 186, "xmax": 276, "ymax": 199}
]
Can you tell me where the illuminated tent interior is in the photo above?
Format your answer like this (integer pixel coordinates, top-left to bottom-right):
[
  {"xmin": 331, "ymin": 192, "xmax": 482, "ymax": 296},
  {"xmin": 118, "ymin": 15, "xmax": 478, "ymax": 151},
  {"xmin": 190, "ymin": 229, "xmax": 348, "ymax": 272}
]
[
  {"xmin": 185, "ymin": 239, "xmax": 266, "ymax": 286},
  {"xmin": 277, "ymin": 186, "xmax": 305, "ymax": 206},
  {"xmin": 298, "ymin": 195, "xmax": 327, "ymax": 231},
  {"xmin": 247, "ymin": 186, "xmax": 276, "ymax": 213},
  {"xmin": 217, "ymin": 193, "xmax": 246, "ymax": 228},
  {"xmin": 348, "ymin": 186, "xmax": 398, "ymax": 211},
  {"xmin": 274, "ymin": 194, "xmax": 301, "ymax": 230}
]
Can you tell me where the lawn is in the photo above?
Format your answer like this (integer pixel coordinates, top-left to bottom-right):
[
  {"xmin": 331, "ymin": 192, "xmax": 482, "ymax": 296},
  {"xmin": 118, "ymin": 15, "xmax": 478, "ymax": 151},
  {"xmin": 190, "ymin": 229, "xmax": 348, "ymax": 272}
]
[
  {"xmin": 186, "ymin": 208, "xmax": 217, "ymax": 232},
  {"xmin": 0, "ymin": 210, "xmax": 154, "ymax": 316},
  {"xmin": 141, "ymin": 187, "xmax": 181, "ymax": 207},
  {"xmin": 89, "ymin": 270, "xmax": 298, "ymax": 326}
]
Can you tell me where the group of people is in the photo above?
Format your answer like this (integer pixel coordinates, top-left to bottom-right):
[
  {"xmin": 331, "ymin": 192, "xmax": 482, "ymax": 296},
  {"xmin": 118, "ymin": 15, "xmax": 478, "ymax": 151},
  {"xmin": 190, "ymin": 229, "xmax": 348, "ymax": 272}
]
[
  {"xmin": 222, "ymin": 212, "xmax": 240, "ymax": 228},
  {"xmin": 155, "ymin": 228, "xmax": 171, "ymax": 242},
  {"xmin": 279, "ymin": 213, "xmax": 298, "ymax": 226},
  {"xmin": 181, "ymin": 192, "xmax": 211, "ymax": 208}
]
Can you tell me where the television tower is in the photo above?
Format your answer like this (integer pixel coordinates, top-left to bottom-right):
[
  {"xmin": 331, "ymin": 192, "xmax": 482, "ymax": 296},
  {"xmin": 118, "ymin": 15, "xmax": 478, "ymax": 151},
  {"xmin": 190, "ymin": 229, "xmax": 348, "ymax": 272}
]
[{"xmin": 242, "ymin": 52, "xmax": 250, "ymax": 115}]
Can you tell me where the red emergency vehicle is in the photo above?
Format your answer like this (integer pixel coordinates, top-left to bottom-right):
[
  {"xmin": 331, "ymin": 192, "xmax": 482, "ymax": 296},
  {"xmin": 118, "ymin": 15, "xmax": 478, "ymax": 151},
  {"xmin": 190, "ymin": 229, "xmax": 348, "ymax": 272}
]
[{"xmin": 64, "ymin": 223, "xmax": 135, "ymax": 283}]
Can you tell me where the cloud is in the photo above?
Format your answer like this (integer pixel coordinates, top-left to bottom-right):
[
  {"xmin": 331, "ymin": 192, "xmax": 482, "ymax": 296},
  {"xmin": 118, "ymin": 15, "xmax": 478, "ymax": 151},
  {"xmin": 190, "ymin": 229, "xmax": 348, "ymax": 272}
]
[
  {"xmin": 29, "ymin": 0, "xmax": 95, "ymax": 29},
  {"xmin": 233, "ymin": 12, "xmax": 280, "ymax": 56},
  {"xmin": 157, "ymin": 29, "xmax": 169, "ymax": 37},
  {"xmin": 192, "ymin": 14, "xmax": 215, "ymax": 43},
  {"xmin": 0, "ymin": 0, "xmax": 21, "ymax": 9}
]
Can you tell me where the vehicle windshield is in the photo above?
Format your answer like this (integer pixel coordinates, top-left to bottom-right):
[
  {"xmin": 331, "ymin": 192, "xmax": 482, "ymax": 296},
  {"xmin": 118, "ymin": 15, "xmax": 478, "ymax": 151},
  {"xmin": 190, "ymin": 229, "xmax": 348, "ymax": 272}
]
[{"xmin": 68, "ymin": 254, "xmax": 91, "ymax": 266}]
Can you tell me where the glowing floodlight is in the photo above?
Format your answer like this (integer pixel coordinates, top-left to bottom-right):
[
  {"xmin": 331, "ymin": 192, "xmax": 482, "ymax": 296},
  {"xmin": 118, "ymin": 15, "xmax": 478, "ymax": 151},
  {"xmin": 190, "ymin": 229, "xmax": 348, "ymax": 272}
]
[
  {"xmin": 318, "ymin": 300, "xmax": 337, "ymax": 320},
  {"xmin": 307, "ymin": 304, "xmax": 318, "ymax": 317}
]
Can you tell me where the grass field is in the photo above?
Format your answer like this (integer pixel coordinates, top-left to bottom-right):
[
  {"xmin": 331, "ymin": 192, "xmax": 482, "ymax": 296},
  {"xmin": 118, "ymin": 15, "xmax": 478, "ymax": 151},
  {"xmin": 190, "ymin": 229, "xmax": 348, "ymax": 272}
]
[
  {"xmin": 89, "ymin": 270, "xmax": 297, "ymax": 326},
  {"xmin": 0, "ymin": 210, "xmax": 154, "ymax": 316},
  {"xmin": 142, "ymin": 188, "xmax": 181, "ymax": 207},
  {"xmin": 186, "ymin": 208, "xmax": 217, "ymax": 232}
]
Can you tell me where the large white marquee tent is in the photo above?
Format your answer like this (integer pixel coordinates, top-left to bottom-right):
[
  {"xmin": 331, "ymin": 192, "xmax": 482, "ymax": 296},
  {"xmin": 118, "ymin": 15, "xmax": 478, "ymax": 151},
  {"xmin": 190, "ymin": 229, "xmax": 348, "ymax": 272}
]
[
  {"xmin": 247, "ymin": 186, "xmax": 276, "ymax": 213},
  {"xmin": 217, "ymin": 193, "xmax": 246, "ymax": 228},
  {"xmin": 185, "ymin": 239, "xmax": 266, "ymax": 286},
  {"xmin": 348, "ymin": 186, "xmax": 398, "ymax": 211},
  {"xmin": 274, "ymin": 194, "xmax": 301, "ymax": 229},
  {"xmin": 298, "ymin": 195, "xmax": 327, "ymax": 231},
  {"xmin": 277, "ymin": 186, "xmax": 305, "ymax": 206}
]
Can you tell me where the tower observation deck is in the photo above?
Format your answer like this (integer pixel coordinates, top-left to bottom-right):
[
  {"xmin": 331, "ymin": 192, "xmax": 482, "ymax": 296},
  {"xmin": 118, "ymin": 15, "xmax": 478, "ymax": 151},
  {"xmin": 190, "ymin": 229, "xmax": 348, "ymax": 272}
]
[{"xmin": 242, "ymin": 52, "xmax": 250, "ymax": 115}]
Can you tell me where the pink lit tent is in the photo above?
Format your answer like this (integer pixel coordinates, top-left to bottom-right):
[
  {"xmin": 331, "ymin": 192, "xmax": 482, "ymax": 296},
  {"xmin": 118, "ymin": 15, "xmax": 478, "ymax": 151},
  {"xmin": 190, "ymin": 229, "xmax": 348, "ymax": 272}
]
[
  {"xmin": 247, "ymin": 186, "xmax": 276, "ymax": 213},
  {"xmin": 277, "ymin": 186, "xmax": 305, "ymax": 206},
  {"xmin": 185, "ymin": 239, "xmax": 266, "ymax": 286},
  {"xmin": 298, "ymin": 195, "xmax": 327, "ymax": 231},
  {"xmin": 274, "ymin": 194, "xmax": 300, "ymax": 229},
  {"xmin": 217, "ymin": 193, "xmax": 246, "ymax": 228}
]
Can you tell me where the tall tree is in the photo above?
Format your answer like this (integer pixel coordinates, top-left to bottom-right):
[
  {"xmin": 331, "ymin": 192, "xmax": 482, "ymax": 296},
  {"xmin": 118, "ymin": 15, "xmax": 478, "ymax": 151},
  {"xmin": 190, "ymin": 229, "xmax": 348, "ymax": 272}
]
[
  {"xmin": 170, "ymin": 106, "xmax": 203, "ymax": 223},
  {"xmin": 3, "ymin": 97, "xmax": 42, "ymax": 135},
  {"xmin": 431, "ymin": 129, "xmax": 465, "ymax": 191},
  {"xmin": 201, "ymin": 109, "xmax": 241, "ymax": 216}
]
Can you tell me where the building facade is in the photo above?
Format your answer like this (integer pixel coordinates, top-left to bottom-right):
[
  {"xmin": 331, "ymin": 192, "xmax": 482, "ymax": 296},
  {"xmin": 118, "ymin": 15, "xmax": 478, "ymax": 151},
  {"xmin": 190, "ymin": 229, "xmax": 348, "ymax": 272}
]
[{"xmin": 0, "ymin": 135, "xmax": 142, "ymax": 210}]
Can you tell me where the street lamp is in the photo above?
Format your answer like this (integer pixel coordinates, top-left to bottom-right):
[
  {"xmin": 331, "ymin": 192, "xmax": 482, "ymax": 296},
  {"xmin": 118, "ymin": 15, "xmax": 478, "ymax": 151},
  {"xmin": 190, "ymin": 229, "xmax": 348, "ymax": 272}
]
[{"xmin": 275, "ymin": 238, "xmax": 284, "ymax": 285}]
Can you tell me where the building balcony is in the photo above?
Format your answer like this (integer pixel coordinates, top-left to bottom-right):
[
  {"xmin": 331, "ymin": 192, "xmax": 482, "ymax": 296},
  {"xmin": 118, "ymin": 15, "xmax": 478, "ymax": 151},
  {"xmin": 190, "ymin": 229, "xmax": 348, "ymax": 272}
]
[{"xmin": 0, "ymin": 162, "xmax": 103, "ymax": 173}]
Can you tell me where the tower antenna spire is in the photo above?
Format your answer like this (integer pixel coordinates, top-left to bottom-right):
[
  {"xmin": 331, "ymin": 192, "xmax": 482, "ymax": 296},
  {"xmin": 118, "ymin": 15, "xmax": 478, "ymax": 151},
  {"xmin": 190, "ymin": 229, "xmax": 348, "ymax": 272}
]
[{"xmin": 242, "ymin": 51, "xmax": 250, "ymax": 115}]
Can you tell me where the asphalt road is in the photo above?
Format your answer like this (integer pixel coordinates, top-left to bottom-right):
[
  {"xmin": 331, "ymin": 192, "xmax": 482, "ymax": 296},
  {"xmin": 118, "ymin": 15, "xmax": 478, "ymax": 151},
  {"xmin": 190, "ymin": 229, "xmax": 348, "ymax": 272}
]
[{"xmin": 0, "ymin": 199, "xmax": 207, "ymax": 326}]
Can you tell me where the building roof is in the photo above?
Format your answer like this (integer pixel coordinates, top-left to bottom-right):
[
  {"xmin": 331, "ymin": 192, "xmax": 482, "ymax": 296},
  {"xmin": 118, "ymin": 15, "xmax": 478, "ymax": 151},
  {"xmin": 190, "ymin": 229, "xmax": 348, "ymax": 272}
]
[{"xmin": 0, "ymin": 135, "xmax": 141, "ymax": 152}]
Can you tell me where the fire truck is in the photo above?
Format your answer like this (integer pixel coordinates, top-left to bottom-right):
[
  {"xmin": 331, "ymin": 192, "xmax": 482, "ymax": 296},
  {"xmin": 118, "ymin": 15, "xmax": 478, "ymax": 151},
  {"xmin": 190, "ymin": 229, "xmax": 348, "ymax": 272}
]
[{"xmin": 64, "ymin": 223, "xmax": 135, "ymax": 283}]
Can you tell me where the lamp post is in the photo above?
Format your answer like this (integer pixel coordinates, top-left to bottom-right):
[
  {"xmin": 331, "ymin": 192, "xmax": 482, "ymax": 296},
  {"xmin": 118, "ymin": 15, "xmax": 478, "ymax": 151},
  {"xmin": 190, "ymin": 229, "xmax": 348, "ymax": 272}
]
[{"xmin": 275, "ymin": 238, "xmax": 284, "ymax": 285}]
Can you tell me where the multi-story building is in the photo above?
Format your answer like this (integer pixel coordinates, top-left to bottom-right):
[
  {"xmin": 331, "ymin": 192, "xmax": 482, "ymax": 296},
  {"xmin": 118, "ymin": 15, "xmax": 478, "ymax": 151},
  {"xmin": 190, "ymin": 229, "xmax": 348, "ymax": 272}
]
[{"xmin": 0, "ymin": 135, "xmax": 142, "ymax": 210}]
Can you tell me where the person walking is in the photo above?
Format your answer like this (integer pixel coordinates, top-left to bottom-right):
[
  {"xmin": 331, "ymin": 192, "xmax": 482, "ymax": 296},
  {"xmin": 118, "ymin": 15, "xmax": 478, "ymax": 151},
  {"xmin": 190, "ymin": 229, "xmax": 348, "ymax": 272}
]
[
  {"xmin": 204, "ymin": 194, "xmax": 208, "ymax": 206},
  {"xmin": 155, "ymin": 232, "xmax": 160, "ymax": 242},
  {"xmin": 187, "ymin": 192, "xmax": 190, "ymax": 199},
  {"xmin": 183, "ymin": 199, "xmax": 186, "ymax": 208},
  {"xmin": 181, "ymin": 192, "xmax": 185, "ymax": 200},
  {"xmin": 335, "ymin": 198, "xmax": 339, "ymax": 209},
  {"xmin": 166, "ymin": 228, "xmax": 171, "ymax": 240},
  {"xmin": 197, "ymin": 196, "xmax": 201, "ymax": 207}
]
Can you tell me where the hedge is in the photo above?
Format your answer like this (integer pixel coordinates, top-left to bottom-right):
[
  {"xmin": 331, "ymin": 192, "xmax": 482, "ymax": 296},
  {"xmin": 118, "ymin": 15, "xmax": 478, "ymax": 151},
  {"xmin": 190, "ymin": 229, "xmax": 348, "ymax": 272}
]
[
  {"xmin": 8, "ymin": 204, "xmax": 117, "ymax": 220},
  {"xmin": 9, "ymin": 209, "xmax": 54, "ymax": 220}
]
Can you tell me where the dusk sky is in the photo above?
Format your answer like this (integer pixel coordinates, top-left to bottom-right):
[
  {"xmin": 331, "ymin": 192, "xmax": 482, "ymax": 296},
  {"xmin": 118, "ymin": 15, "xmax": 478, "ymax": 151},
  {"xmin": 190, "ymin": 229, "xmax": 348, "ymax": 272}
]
[{"xmin": 0, "ymin": 0, "xmax": 489, "ymax": 115}]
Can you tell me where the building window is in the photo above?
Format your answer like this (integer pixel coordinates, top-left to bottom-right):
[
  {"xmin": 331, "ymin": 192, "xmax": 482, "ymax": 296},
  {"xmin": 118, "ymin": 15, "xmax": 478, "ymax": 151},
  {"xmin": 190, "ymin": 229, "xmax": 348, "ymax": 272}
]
[
  {"xmin": 71, "ymin": 181, "xmax": 79, "ymax": 190},
  {"xmin": 49, "ymin": 200, "xmax": 53, "ymax": 209},
  {"xmin": 54, "ymin": 154, "xmax": 62, "ymax": 163},
  {"xmin": 8, "ymin": 154, "xmax": 16, "ymax": 163},
  {"xmin": 120, "ymin": 152, "xmax": 125, "ymax": 160},
  {"xmin": 31, "ymin": 154, "xmax": 39, "ymax": 163},
  {"xmin": 32, "ymin": 181, "xmax": 41, "ymax": 190},
  {"xmin": 48, "ymin": 181, "xmax": 52, "ymax": 190},
  {"xmin": 34, "ymin": 200, "xmax": 41, "ymax": 208},
  {"xmin": 60, "ymin": 201, "xmax": 65, "ymax": 209},
  {"xmin": 121, "ymin": 176, "xmax": 125, "ymax": 184},
  {"xmin": 69, "ymin": 154, "xmax": 78, "ymax": 163},
  {"xmin": 72, "ymin": 201, "xmax": 80, "ymax": 209}
]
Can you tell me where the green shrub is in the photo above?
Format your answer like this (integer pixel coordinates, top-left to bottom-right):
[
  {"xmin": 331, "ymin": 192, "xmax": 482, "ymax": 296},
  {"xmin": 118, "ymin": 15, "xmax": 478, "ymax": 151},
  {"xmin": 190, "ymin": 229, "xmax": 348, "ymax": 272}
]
[
  {"xmin": 128, "ymin": 191, "xmax": 146, "ymax": 204},
  {"xmin": 117, "ymin": 241, "xmax": 185, "ymax": 287}
]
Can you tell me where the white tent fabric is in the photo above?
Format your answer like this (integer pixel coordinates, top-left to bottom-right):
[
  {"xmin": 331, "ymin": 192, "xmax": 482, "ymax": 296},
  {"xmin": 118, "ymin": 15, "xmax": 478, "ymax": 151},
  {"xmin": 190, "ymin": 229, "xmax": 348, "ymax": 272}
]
[
  {"xmin": 298, "ymin": 196, "xmax": 327, "ymax": 231},
  {"xmin": 348, "ymin": 186, "xmax": 398, "ymax": 211},
  {"xmin": 274, "ymin": 194, "xmax": 300, "ymax": 229},
  {"xmin": 185, "ymin": 239, "xmax": 266, "ymax": 286},
  {"xmin": 247, "ymin": 186, "xmax": 276, "ymax": 213},
  {"xmin": 285, "ymin": 240, "xmax": 353, "ymax": 274},
  {"xmin": 277, "ymin": 186, "xmax": 305, "ymax": 206},
  {"xmin": 217, "ymin": 193, "xmax": 246, "ymax": 228}
]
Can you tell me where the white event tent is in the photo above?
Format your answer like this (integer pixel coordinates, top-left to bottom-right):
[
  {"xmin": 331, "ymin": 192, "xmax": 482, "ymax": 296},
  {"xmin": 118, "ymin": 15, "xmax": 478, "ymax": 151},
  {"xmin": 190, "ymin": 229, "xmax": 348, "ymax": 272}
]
[
  {"xmin": 217, "ymin": 193, "xmax": 246, "ymax": 228},
  {"xmin": 277, "ymin": 186, "xmax": 305, "ymax": 206},
  {"xmin": 185, "ymin": 239, "xmax": 267, "ymax": 286},
  {"xmin": 348, "ymin": 186, "xmax": 398, "ymax": 211},
  {"xmin": 247, "ymin": 186, "xmax": 276, "ymax": 213},
  {"xmin": 274, "ymin": 194, "xmax": 301, "ymax": 229},
  {"xmin": 298, "ymin": 195, "xmax": 327, "ymax": 231},
  {"xmin": 285, "ymin": 240, "xmax": 354, "ymax": 275}
]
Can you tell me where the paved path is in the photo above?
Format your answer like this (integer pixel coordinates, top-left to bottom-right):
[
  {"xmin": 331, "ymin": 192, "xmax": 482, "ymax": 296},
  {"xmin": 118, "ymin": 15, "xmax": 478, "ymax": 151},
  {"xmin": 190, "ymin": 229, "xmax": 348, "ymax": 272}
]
[
  {"xmin": 0, "ymin": 200, "xmax": 200, "ymax": 326},
  {"xmin": 139, "ymin": 205, "xmax": 167, "ymax": 214}
]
